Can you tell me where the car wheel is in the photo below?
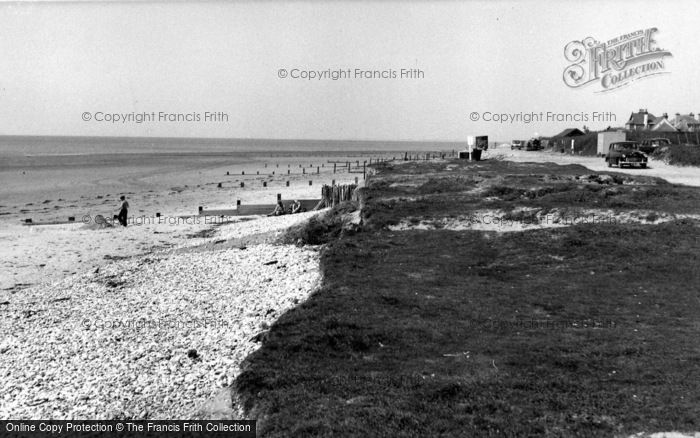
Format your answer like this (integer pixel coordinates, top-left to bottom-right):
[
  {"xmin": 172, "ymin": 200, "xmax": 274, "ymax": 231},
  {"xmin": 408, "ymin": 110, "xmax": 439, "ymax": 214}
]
[
  {"xmin": 641, "ymin": 163, "xmax": 647, "ymax": 169},
  {"xmin": 607, "ymin": 159, "xmax": 612, "ymax": 168}
]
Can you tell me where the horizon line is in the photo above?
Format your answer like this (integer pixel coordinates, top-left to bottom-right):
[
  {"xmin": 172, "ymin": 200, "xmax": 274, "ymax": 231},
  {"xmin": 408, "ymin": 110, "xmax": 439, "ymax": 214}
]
[{"xmin": 0, "ymin": 134, "xmax": 476, "ymax": 143}]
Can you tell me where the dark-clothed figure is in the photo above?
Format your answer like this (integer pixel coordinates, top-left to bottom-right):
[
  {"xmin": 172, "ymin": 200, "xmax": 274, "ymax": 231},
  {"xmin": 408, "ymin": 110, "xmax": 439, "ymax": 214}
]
[{"xmin": 117, "ymin": 195, "xmax": 129, "ymax": 227}]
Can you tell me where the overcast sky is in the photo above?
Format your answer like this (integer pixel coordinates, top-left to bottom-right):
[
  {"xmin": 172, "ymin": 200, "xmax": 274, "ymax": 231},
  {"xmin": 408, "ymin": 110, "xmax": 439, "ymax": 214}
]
[{"xmin": 0, "ymin": 0, "xmax": 696, "ymax": 141}]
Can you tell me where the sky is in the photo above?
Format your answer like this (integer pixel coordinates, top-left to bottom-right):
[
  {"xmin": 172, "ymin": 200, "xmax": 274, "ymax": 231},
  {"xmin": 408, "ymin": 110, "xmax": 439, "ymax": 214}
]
[{"xmin": 0, "ymin": 0, "xmax": 697, "ymax": 142}]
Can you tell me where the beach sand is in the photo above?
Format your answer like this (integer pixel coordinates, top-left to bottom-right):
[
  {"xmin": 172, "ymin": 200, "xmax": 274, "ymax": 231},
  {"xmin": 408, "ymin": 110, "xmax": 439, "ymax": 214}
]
[
  {"xmin": 1, "ymin": 152, "xmax": 390, "ymax": 291},
  {"xmin": 0, "ymin": 212, "xmax": 324, "ymax": 420},
  {"xmin": 0, "ymin": 148, "xmax": 383, "ymax": 419}
]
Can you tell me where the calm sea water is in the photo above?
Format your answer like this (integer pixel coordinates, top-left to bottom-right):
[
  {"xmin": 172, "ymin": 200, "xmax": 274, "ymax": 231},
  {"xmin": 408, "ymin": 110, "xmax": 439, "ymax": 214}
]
[{"xmin": 0, "ymin": 136, "xmax": 462, "ymax": 171}]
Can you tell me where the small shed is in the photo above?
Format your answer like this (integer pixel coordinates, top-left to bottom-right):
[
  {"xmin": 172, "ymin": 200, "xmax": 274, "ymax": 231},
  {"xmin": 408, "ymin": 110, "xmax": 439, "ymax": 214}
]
[
  {"xmin": 597, "ymin": 131, "xmax": 626, "ymax": 155},
  {"xmin": 549, "ymin": 128, "xmax": 585, "ymax": 150},
  {"xmin": 555, "ymin": 128, "xmax": 585, "ymax": 138}
]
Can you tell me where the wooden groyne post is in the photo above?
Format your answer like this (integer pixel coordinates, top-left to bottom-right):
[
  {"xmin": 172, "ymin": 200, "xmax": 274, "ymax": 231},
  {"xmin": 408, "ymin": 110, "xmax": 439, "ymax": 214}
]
[{"xmin": 321, "ymin": 183, "xmax": 358, "ymax": 208}]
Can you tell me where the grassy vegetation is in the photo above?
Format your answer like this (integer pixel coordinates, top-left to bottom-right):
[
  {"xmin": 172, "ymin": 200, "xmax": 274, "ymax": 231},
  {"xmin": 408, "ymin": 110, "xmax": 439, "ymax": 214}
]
[
  {"xmin": 280, "ymin": 201, "xmax": 359, "ymax": 245},
  {"xmin": 626, "ymin": 130, "xmax": 700, "ymax": 147},
  {"xmin": 236, "ymin": 159, "xmax": 700, "ymax": 437},
  {"xmin": 652, "ymin": 145, "xmax": 700, "ymax": 167}
]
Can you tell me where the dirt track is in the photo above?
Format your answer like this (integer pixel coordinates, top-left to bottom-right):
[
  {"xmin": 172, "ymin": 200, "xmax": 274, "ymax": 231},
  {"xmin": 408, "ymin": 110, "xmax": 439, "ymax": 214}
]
[{"xmin": 485, "ymin": 148, "xmax": 700, "ymax": 187}]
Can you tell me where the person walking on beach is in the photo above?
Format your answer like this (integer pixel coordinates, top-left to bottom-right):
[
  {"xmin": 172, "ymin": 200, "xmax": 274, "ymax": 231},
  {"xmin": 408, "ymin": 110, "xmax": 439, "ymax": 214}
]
[{"xmin": 116, "ymin": 195, "xmax": 129, "ymax": 227}]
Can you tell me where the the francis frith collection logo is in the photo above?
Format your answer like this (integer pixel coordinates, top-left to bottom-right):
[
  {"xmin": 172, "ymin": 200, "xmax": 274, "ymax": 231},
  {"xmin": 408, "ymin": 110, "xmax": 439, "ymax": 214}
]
[{"xmin": 563, "ymin": 28, "xmax": 672, "ymax": 92}]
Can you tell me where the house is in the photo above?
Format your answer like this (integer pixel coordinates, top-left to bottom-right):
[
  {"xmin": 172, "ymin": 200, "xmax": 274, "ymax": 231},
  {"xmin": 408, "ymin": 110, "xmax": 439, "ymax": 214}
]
[
  {"xmin": 671, "ymin": 113, "xmax": 700, "ymax": 132},
  {"xmin": 625, "ymin": 109, "xmax": 700, "ymax": 132},
  {"xmin": 626, "ymin": 109, "xmax": 656, "ymax": 130},
  {"xmin": 651, "ymin": 113, "xmax": 677, "ymax": 132}
]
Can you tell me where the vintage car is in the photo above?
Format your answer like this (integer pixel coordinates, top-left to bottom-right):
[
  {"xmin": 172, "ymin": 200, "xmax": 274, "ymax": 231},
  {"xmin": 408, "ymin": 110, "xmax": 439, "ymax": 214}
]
[
  {"xmin": 639, "ymin": 137, "xmax": 671, "ymax": 154},
  {"xmin": 511, "ymin": 140, "xmax": 524, "ymax": 150},
  {"xmin": 605, "ymin": 141, "xmax": 648, "ymax": 168}
]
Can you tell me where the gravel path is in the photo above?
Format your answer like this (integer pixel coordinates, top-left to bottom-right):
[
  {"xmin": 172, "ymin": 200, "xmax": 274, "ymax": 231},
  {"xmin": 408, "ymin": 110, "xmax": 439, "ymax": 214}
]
[{"xmin": 0, "ymin": 214, "xmax": 322, "ymax": 420}]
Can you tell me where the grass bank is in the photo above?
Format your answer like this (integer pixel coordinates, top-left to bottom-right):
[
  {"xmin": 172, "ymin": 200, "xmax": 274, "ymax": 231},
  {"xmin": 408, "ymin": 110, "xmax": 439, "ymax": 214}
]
[
  {"xmin": 653, "ymin": 145, "xmax": 700, "ymax": 167},
  {"xmin": 234, "ymin": 159, "xmax": 700, "ymax": 437}
]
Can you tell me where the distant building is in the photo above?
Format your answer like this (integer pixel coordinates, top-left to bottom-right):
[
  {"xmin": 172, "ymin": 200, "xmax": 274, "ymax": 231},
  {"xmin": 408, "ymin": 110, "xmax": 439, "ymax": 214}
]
[
  {"xmin": 549, "ymin": 128, "xmax": 585, "ymax": 150},
  {"xmin": 625, "ymin": 109, "xmax": 700, "ymax": 132},
  {"xmin": 626, "ymin": 109, "xmax": 656, "ymax": 130},
  {"xmin": 671, "ymin": 113, "xmax": 700, "ymax": 132},
  {"xmin": 651, "ymin": 113, "xmax": 677, "ymax": 132},
  {"xmin": 554, "ymin": 128, "xmax": 585, "ymax": 137}
]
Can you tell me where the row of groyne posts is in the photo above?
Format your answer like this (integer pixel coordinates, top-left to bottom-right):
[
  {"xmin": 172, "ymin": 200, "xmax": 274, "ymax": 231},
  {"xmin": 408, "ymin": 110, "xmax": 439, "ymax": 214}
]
[
  {"xmin": 198, "ymin": 184, "xmax": 358, "ymax": 213},
  {"xmin": 214, "ymin": 151, "xmax": 454, "ymax": 190},
  {"xmin": 220, "ymin": 157, "xmax": 383, "ymax": 190},
  {"xmin": 199, "ymin": 157, "xmax": 388, "ymax": 214},
  {"xmin": 21, "ymin": 151, "xmax": 453, "ymax": 224},
  {"xmin": 195, "ymin": 151, "xmax": 453, "ymax": 215}
]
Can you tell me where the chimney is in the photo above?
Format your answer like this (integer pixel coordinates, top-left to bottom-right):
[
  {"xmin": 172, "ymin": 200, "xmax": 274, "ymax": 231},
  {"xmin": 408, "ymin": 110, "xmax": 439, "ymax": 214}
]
[{"xmin": 663, "ymin": 112, "xmax": 668, "ymax": 119}]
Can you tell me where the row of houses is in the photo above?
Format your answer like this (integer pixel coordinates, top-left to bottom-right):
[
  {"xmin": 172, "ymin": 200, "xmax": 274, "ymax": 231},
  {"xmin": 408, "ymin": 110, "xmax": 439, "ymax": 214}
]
[{"xmin": 625, "ymin": 109, "xmax": 700, "ymax": 132}]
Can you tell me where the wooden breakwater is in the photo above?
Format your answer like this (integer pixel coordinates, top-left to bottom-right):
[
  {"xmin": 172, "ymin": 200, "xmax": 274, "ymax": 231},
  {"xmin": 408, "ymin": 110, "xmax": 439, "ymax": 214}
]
[{"xmin": 321, "ymin": 184, "xmax": 357, "ymax": 208}]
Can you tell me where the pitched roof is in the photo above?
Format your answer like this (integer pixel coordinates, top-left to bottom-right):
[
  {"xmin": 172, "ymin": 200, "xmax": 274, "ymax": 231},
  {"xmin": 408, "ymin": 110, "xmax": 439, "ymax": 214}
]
[
  {"xmin": 627, "ymin": 111, "xmax": 657, "ymax": 125},
  {"xmin": 673, "ymin": 114, "xmax": 699, "ymax": 122},
  {"xmin": 651, "ymin": 118, "xmax": 677, "ymax": 132},
  {"xmin": 672, "ymin": 114, "xmax": 700, "ymax": 130},
  {"xmin": 553, "ymin": 128, "xmax": 585, "ymax": 137}
]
